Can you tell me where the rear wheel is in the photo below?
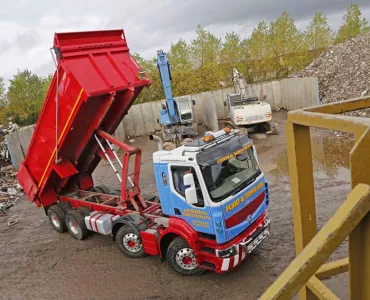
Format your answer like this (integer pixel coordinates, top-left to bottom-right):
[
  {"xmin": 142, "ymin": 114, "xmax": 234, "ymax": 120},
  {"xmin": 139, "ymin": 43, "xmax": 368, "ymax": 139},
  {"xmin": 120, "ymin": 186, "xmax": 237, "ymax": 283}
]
[
  {"xmin": 94, "ymin": 185, "xmax": 110, "ymax": 194},
  {"xmin": 116, "ymin": 225, "xmax": 147, "ymax": 258},
  {"xmin": 47, "ymin": 204, "xmax": 67, "ymax": 233},
  {"xmin": 65, "ymin": 210, "xmax": 88, "ymax": 240},
  {"xmin": 167, "ymin": 237, "xmax": 205, "ymax": 276}
]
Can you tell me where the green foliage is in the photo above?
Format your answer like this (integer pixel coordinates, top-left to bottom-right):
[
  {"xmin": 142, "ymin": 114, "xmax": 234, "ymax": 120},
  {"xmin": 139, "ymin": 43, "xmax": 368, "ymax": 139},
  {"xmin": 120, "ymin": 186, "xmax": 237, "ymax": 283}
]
[
  {"xmin": 335, "ymin": 3, "xmax": 370, "ymax": 43},
  {"xmin": 305, "ymin": 12, "xmax": 334, "ymax": 50},
  {"xmin": 1, "ymin": 4, "xmax": 369, "ymax": 122},
  {"xmin": 0, "ymin": 77, "xmax": 7, "ymax": 124},
  {"xmin": 191, "ymin": 25, "xmax": 222, "ymax": 68},
  {"xmin": 5, "ymin": 70, "xmax": 51, "ymax": 125},
  {"xmin": 167, "ymin": 39, "xmax": 192, "ymax": 71}
]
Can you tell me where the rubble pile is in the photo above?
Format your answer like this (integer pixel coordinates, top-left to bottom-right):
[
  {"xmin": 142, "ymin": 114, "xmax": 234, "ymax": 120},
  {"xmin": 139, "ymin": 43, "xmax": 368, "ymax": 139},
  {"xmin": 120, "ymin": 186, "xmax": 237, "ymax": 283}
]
[
  {"xmin": 291, "ymin": 32, "xmax": 370, "ymax": 117},
  {"xmin": 0, "ymin": 165, "xmax": 23, "ymax": 215},
  {"xmin": 0, "ymin": 122, "xmax": 19, "ymax": 166}
]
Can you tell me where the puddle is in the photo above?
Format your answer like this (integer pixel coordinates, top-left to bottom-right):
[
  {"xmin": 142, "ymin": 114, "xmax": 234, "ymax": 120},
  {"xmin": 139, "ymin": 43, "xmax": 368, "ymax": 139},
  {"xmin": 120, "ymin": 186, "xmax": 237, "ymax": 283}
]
[{"xmin": 259, "ymin": 131, "xmax": 354, "ymax": 184}]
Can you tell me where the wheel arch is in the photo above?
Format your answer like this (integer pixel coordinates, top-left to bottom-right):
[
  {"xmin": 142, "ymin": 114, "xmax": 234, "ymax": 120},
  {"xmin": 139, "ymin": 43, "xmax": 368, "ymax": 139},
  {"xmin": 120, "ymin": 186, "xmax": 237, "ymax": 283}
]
[
  {"xmin": 159, "ymin": 217, "xmax": 200, "ymax": 260},
  {"xmin": 112, "ymin": 214, "xmax": 147, "ymax": 241}
]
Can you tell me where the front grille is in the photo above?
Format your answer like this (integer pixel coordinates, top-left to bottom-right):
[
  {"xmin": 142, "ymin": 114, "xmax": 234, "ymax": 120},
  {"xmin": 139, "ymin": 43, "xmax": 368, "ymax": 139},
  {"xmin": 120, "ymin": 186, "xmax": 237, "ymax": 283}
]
[{"xmin": 225, "ymin": 191, "xmax": 265, "ymax": 229}]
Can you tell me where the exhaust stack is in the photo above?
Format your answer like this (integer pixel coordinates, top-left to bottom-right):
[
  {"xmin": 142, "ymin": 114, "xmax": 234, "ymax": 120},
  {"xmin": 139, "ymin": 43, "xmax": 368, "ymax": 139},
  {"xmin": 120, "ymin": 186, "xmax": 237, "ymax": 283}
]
[{"xmin": 149, "ymin": 135, "xmax": 164, "ymax": 150}]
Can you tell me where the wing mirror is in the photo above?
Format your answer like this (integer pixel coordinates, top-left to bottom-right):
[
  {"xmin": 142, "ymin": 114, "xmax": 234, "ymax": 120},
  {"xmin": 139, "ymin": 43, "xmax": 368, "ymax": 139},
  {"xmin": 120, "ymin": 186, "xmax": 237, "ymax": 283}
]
[{"xmin": 183, "ymin": 173, "xmax": 197, "ymax": 205}]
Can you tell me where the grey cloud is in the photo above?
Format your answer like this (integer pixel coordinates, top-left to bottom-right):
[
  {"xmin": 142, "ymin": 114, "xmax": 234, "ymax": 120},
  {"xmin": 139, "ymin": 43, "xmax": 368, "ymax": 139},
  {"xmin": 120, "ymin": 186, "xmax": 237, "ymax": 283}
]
[
  {"xmin": 0, "ymin": 29, "xmax": 40, "ymax": 57},
  {"xmin": 135, "ymin": 0, "xmax": 370, "ymax": 34},
  {"xmin": 1, "ymin": 0, "xmax": 370, "ymax": 82}
]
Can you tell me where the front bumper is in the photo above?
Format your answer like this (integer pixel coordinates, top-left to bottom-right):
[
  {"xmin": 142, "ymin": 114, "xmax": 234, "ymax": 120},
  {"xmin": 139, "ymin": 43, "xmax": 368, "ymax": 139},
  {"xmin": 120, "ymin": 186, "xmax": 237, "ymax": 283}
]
[{"xmin": 197, "ymin": 212, "xmax": 271, "ymax": 273}]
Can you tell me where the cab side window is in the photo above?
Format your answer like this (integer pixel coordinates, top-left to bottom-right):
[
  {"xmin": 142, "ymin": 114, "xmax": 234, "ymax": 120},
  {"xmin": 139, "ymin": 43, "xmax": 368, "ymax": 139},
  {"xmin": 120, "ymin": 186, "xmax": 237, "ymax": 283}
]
[{"xmin": 171, "ymin": 166, "xmax": 204, "ymax": 207}]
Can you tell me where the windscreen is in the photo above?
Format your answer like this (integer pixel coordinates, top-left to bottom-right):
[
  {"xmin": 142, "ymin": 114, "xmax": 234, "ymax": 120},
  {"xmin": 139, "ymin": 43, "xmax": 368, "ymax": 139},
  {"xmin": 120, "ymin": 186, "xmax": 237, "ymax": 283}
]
[
  {"xmin": 177, "ymin": 100, "xmax": 191, "ymax": 113},
  {"xmin": 177, "ymin": 99, "xmax": 192, "ymax": 121},
  {"xmin": 229, "ymin": 94, "xmax": 259, "ymax": 106},
  {"xmin": 201, "ymin": 148, "xmax": 260, "ymax": 202}
]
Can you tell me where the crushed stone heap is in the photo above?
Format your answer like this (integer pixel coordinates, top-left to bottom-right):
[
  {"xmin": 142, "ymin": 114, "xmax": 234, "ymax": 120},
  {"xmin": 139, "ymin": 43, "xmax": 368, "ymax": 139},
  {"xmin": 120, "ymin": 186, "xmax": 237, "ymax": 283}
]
[{"xmin": 291, "ymin": 33, "xmax": 370, "ymax": 110}]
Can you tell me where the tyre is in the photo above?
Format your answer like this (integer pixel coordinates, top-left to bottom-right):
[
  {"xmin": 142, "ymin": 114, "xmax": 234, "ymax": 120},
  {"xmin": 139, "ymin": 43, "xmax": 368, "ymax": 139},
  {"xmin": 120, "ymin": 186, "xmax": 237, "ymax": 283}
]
[
  {"xmin": 167, "ymin": 237, "xmax": 205, "ymax": 276},
  {"xmin": 94, "ymin": 185, "xmax": 110, "ymax": 194},
  {"xmin": 78, "ymin": 206, "xmax": 91, "ymax": 217},
  {"xmin": 116, "ymin": 225, "xmax": 147, "ymax": 258},
  {"xmin": 47, "ymin": 204, "xmax": 67, "ymax": 233},
  {"xmin": 65, "ymin": 210, "xmax": 88, "ymax": 240}
]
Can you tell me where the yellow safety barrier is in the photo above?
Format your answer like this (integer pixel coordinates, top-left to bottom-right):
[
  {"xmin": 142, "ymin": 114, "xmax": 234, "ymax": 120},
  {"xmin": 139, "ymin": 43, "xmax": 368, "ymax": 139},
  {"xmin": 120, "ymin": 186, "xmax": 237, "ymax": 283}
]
[{"xmin": 259, "ymin": 96, "xmax": 370, "ymax": 300}]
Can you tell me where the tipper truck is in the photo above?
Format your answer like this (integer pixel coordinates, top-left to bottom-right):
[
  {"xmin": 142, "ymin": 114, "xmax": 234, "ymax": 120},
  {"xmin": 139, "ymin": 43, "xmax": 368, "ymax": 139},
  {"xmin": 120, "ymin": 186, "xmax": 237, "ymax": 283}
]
[{"xmin": 17, "ymin": 29, "xmax": 271, "ymax": 275}]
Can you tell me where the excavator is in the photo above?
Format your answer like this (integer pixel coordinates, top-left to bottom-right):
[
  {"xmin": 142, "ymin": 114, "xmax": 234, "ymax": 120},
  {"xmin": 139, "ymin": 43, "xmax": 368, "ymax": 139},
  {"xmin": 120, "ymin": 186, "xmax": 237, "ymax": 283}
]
[
  {"xmin": 224, "ymin": 68, "xmax": 278, "ymax": 135},
  {"xmin": 156, "ymin": 50, "xmax": 198, "ymax": 149}
]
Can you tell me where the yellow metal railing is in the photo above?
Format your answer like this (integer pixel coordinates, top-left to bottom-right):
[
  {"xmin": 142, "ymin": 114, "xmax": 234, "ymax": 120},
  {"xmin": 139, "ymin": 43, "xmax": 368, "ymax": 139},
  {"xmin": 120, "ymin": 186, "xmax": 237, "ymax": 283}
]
[{"xmin": 259, "ymin": 96, "xmax": 370, "ymax": 300}]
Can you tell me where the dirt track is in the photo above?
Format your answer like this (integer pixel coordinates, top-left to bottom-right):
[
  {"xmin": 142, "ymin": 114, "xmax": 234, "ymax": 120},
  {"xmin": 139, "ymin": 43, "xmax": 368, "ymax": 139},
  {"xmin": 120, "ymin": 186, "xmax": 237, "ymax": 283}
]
[{"xmin": 0, "ymin": 112, "xmax": 352, "ymax": 299}]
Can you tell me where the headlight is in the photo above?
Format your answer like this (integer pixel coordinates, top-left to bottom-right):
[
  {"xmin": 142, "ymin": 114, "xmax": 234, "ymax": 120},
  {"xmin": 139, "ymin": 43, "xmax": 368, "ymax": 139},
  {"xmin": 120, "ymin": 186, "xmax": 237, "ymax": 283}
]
[{"xmin": 217, "ymin": 245, "xmax": 238, "ymax": 258}]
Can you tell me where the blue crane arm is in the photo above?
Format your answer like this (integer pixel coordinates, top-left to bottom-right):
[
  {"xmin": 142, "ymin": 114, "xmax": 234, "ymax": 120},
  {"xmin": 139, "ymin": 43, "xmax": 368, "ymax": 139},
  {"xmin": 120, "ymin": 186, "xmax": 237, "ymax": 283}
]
[{"xmin": 157, "ymin": 50, "xmax": 179, "ymax": 123}]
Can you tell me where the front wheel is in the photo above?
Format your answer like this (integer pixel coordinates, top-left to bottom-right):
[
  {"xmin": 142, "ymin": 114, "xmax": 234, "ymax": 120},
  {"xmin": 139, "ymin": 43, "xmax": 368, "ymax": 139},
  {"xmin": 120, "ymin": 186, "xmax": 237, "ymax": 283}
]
[
  {"xmin": 116, "ymin": 225, "xmax": 147, "ymax": 258},
  {"xmin": 167, "ymin": 237, "xmax": 205, "ymax": 276}
]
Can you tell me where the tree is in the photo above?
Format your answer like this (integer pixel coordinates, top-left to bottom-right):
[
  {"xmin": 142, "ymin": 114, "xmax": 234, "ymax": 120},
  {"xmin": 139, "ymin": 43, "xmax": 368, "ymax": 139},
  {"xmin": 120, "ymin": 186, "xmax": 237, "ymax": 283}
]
[
  {"xmin": 268, "ymin": 11, "xmax": 306, "ymax": 78},
  {"xmin": 304, "ymin": 12, "xmax": 334, "ymax": 50},
  {"xmin": 243, "ymin": 21, "xmax": 270, "ymax": 81},
  {"xmin": 335, "ymin": 3, "xmax": 370, "ymax": 43},
  {"xmin": 191, "ymin": 25, "xmax": 222, "ymax": 68},
  {"xmin": 6, "ymin": 70, "xmax": 50, "ymax": 125},
  {"xmin": 167, "ymin": 39, "xmax": 192, "ymax": 71},
  {"xmin": 220, "ymin": 32, "xmax": 242, "ymax": 83},
  {"xmin": 0, "ymin": 77, "xmax": 5, "ymax": 102},
  {"xmin": 0, "ymin": 77, "xmax": 7, "ymax": 125}
]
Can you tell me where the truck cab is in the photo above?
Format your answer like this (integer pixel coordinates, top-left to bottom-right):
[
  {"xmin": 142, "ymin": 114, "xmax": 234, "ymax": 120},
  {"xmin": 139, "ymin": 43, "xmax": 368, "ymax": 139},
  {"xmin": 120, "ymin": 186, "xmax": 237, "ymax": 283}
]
[{"xmin": 153, "ymin": 128, "xmax": 270, "ymax": 272}]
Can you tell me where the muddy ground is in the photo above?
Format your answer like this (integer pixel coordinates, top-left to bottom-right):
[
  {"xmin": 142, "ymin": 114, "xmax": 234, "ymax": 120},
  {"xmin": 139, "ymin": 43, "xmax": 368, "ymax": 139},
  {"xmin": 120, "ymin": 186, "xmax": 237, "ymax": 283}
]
[{"xmin": 0, "ymin": 112, "xmax": 352, "ymax": 300}]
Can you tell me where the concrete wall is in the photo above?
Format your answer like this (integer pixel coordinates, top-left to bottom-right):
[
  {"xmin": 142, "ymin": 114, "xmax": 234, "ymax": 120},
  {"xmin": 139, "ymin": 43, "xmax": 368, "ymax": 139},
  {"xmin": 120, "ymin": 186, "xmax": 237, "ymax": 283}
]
[
  {"xmin": 115, "ymin": 77, "xmax": 319, "ymax": 139},
  {"xmin": 5, "ymin": 125, "xmax": 35, "ymax": 169},
  {"xmin": 5, "ymin": 77, "xmax": 319, "ymax": 167},
  {"xmin": 202, "ymin": 94, "xmax": 219, "ymax": 131}
]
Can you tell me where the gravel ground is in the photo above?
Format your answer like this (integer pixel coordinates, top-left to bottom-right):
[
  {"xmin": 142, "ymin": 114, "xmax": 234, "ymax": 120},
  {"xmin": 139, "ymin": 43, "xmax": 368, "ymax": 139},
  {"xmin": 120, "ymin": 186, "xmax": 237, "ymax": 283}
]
[{"xmin": 0, "ymin": 112, "xmax": 352, "ymax": 299}]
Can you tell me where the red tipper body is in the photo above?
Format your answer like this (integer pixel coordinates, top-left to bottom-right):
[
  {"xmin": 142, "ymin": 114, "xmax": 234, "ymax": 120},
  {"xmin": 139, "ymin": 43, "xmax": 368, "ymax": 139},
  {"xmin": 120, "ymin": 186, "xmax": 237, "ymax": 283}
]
[{"xmin": 17, "ymin": 29, "xmax": 151, "ymax": 208}]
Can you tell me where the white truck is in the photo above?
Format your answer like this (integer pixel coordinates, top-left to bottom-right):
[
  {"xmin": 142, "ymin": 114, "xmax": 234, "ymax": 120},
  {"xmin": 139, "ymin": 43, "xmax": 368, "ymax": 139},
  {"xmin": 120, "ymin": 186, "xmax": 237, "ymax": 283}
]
[{"xmin": 224, "ymin": 69, "xmax": 278, "ymax": 135}]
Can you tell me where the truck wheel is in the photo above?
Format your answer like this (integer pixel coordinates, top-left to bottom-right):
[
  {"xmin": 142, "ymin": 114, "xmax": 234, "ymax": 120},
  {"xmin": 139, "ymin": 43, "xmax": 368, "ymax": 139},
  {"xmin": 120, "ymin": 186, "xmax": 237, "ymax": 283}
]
[
  {"xmin": 47, "ymin": 205, "xmax": 67, "ymax": 233},
  {"xmin": 78, "ymin": 206, "xmax": 91, "ymax": 217},
  {"xmin": 65, "ymin": 210, "xmax": 88, "ymax": 240},
  {"xmin": 167, "ymin": 237, "xmax": 205, "ymax": 276},
  {"xmin": 116, "ymin": 225, "xmax": 147, "ymax": 258},
  {"xmin": 95, "ymin": 185, "xmax": 110, "ymax": 194}
]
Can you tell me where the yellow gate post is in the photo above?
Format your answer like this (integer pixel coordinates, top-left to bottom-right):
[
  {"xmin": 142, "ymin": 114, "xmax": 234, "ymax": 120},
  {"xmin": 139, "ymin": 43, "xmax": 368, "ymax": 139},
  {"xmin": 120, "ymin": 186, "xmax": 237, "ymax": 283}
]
[
  {"xmin": 349, "ymin": 128, "xmax": 370, "ymax": 299},
  {"xmin": 286, "ymin": 122, "xmax": 317, "ymax": 300},
  {"xmin": 259, "ymin": 96, "xmax": 370, "ymax": 299}
]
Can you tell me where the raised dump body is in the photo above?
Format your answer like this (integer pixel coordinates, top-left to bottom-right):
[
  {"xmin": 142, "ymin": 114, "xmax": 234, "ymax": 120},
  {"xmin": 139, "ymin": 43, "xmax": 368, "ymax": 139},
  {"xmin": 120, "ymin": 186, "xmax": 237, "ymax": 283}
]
[{"xmin": 17, "ymin": 29, "xmax": 151, "ymax": 208}]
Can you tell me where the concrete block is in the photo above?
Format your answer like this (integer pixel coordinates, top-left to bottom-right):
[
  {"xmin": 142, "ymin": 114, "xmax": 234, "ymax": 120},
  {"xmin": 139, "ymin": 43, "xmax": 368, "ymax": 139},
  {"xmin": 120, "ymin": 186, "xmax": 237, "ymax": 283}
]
[
  {"xmin": 203, "ymin": 99, "xmax": 219, "ymax": 131},
  {"xmin": 5, "ymin": 125, "xmax": 35, "ymax": 169},
  {"xmin": 192, "ymin": 93, "xmax": 204, "ymax": 124},
  {"xmin": 122, "ymin": 109, "xmax": 136, "ymax": 137},
  {"xmin": 272, "ymin": 80, "xmax": 282, "ymax": 108},
  {"xmin": 141, "ymin": 102, "xmax": 156, "ymax": 133},
  {"xmin": 151, "ymin": 101, "xmax": 162, "ymax": 131}
]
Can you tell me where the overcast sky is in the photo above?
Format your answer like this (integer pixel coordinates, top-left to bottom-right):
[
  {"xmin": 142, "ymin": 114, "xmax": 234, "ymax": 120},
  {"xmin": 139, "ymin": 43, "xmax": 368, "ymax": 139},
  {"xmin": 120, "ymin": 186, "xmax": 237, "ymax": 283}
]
[{"xmin": 1, "ymin": 0, "xmax": 370, "ymax": 86}]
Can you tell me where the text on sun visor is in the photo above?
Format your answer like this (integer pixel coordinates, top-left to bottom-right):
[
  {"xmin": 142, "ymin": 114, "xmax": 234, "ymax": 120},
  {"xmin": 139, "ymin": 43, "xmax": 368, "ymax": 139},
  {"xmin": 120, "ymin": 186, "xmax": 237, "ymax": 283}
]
[{"xmin": 216, "ymin": 142, "xmax": 254, "ymax": 164}]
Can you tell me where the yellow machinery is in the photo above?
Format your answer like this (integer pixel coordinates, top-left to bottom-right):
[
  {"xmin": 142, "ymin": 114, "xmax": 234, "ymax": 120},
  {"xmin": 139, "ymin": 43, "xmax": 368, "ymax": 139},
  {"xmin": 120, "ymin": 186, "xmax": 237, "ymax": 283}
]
[{"xmin": 259, "ymin": 96, "xmax": 370, "ymax": 299}]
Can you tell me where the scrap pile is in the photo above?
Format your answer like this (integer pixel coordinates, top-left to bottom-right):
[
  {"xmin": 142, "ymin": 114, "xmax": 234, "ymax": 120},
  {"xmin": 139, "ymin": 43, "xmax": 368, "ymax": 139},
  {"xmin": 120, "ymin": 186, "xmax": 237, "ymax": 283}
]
[
  {"xmin": 0, "ymin": 122, "xmax": 22, "ymax": 215},
  {"xmin": 0, "ymin": 165, "xmax": 22, "ymax": 215},
  {"xmin": 291, "ymin": 32, "xmax": 370, "ymax": 116},
  {"xmin": 0, "ymin": 122, "xmax": 19, "ymax": 165}
]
